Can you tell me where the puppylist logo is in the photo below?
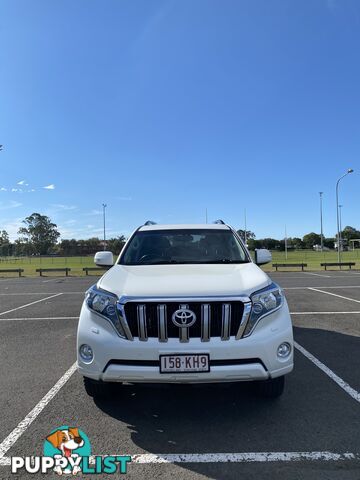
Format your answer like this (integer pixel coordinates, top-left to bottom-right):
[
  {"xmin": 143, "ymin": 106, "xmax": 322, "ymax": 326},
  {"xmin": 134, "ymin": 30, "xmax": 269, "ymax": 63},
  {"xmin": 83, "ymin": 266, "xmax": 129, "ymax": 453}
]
[{"xmin": 11, "ymin": 426, "xmax": 131, "ymax": 475}]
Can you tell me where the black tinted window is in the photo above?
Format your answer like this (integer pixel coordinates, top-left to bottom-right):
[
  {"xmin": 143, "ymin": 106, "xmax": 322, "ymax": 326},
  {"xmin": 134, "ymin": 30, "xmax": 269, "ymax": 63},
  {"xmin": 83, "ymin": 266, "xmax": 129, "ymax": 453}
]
[{"xmin": 120, "ymin": 229, "xmax": 248, "ymax": 265}]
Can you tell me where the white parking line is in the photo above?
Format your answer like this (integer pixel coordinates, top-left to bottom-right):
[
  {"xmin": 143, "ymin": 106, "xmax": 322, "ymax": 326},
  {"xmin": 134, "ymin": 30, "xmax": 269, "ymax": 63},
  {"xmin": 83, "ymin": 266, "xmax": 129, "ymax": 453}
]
[
  {"xmin": 308, "ymin": 288, "xmax": 360, "ymax": 304},
  {"xmin": 0, "ymin": 451, "xmax": 359, "ymax": 466},
  {"xmin": 0, "ymin": 292, "xmax": 84, "ymax": 295},
  {"xmin": 274, "ymin": 275, "xmax": 360, "ymax": 279},
  {"xmin": 303, "ymin": 272, "xmax": 331, "ymax": 278},
  {"xmin": 129, "ymin": 451, "xmax": 359, "ymax": 463},
  {"xmin": 0, "ymin": 293, "xmax": 53, "ymax": 296},
  {"xmin": 0, "ymin": 362, "xmax": 77, "ymax": 462},
  {"xmin": 0, "ymin": 316, "xmax": 78, "ymax": 322},
  {"xmin": 0, "ymin": 293, "xmax": 63, "ymax": 316},
  {"xmin": 291, "ymin": 311, "xmax": 360, "ymax": 315},
  {"xmin": 295, "ymin": 342, "xmax": 360, "ymax": 403},
  {"xmin": 284, "ymin": 286, "xmax": 360, "ymax": 290},
  {"xmin": 274, "ymin": 272, "xmax": 355, "ymax": 282}
]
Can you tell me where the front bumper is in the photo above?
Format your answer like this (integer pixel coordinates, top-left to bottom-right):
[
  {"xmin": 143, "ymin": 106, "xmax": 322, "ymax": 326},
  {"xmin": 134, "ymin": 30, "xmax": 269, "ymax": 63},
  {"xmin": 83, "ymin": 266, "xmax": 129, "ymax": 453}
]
[{"xmin": 77, "ymin": 301, "xmax": 294, "ymax": 383}]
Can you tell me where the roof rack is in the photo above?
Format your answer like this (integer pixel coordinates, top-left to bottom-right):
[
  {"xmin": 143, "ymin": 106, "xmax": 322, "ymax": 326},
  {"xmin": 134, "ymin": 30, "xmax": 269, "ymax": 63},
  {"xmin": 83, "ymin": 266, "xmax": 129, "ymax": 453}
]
[
  {"xmin": 213, "ymin": 219, "xmax": 225, "ymax": 225},
  {"xmin": 144, "ymin": 220, "xmax": 157, "ymax": 226}
]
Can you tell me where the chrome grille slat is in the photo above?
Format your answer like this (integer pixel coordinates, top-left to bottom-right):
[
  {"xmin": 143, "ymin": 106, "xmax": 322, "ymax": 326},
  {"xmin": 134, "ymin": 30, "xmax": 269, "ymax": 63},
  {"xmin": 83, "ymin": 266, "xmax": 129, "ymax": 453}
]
[
  {"xmin": 201, "ymin": 304, "xmax": 211, "ymax": 342},
  {"xmin": 117, "ymin": 304, "xmax": 134, "ymax": 341},
  {"xmin": 157, "ymin": 304, "xmax": 168, "ymax": 342},
  {"xmin": 179, "ymin": 304, "xmax": 190, "ymax": 343},
  {"xmin": 236, "ymin": 302, "xmax": 252, "ymax": 339},
  {"xmin": 221, "ymin": 303, "xmax": 231, "ymax": 340},
  {"xmin": 137, "ymin": 304, "xmax": 147, "ymax": 341}
]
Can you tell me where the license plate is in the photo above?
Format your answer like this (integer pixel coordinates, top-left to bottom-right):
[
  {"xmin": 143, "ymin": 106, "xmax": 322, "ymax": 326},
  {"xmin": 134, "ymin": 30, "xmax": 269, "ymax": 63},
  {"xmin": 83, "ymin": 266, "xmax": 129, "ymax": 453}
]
[{"xmin": 159, "ymin": 354, "xmax": 210, "ymax": 373}]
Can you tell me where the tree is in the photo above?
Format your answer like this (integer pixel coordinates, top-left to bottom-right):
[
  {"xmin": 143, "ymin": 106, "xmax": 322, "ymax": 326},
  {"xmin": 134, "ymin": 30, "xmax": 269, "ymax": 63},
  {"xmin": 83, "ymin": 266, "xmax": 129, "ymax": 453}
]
[
  {"xmin": 18, "ymin": 213, "xmax": 60, "ymax": 255},
  {"xmin": 13, "ymin": 238, "xmax": 33, "ymax": 256},
  {"xmin": 341, "ymin": 226, "xmax": 360, "ymax": 242},
  {"xmin": 237, "ymin": 230, "xmax": 255, "ymax": 243},
  {"xmin": 246, "ymin": 238, "xmax": 256, "ymax": 250},
  {"xmin": 324, "ymin": 237, "xmax": 335, "ymax": 249},
  {"xmin": 302, "ymin": 232, "xmax": 321, "ymax": 249},
  {"xmin": 107, "ymin": 236, "xmax": 126, "ymax": 255},
  {"xmin": 0, "ymin": 230, "xmax": 9, "ymax": 244},
  {"xmin": 58, "ymin": 239, "xmax": 78, "ymax": 256},
  {"xmin": 0, "ymin": 230, "xmax": 11, "ymax": 256},
  {"xmin": 256, "ymin": 238, "xmax": 280, "ymax": 250},
  {"xmin": 291, "ymin": 237, "xmax": 304, "ymax": 249}
]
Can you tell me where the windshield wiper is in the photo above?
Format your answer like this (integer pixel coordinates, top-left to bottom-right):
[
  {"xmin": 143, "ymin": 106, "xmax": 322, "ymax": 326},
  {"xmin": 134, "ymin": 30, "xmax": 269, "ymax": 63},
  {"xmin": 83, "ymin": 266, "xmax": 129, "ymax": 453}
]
[
  {"xmin": 206, "ymin": 259, "xmax": 249, "ymax": 264},
  {"xmin": 130, "ymin": 259, "xmax": 249, "ymax": 265},
  {"xmin": 137, "ymin": 259, "xmax": 185, "ymax": 265}
]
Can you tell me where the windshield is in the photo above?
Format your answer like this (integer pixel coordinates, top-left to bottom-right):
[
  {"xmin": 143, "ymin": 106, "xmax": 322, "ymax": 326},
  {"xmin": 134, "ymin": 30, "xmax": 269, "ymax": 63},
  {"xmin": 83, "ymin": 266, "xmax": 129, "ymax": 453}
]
[{"xmin": 119, "ymin": 229, "xmax": 249, "ymax": 265}]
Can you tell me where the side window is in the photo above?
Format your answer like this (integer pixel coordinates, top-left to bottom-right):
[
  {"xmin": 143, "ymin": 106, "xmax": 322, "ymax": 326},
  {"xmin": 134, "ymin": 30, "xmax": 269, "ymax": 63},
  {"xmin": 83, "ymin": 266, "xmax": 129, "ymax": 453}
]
[{"xmin": 123, "ymin": 238, "xmax": 140, "ymax": 263}]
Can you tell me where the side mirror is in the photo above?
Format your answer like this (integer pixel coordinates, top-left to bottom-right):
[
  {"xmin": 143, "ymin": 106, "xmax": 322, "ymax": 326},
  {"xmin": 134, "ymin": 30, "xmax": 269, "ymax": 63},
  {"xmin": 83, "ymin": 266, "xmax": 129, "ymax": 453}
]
[
  {"xmin": 94, "ymin": 251, "xmax": 114, "ymax": 268},
  {"xmin": 255, "ymin": 248, "xmax": 272, "ymax": 266}
]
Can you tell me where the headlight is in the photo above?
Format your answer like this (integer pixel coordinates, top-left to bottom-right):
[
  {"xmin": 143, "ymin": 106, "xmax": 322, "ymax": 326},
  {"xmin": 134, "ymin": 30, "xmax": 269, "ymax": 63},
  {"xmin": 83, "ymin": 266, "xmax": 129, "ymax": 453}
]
[
  {"xmin": 86, "ymin": 285, "xmax": 126, "ymax": 337},
  {"xmin": 243, "ymin": 282, "xmax": 284, "ymax": 337}
]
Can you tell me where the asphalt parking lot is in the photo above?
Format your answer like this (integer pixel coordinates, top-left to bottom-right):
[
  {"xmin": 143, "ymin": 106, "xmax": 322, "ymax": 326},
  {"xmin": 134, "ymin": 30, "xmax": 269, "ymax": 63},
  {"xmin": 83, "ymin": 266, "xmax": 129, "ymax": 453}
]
[{"xmin": 0, "ymin": 272, "xmax": 359, "ymax": 479}]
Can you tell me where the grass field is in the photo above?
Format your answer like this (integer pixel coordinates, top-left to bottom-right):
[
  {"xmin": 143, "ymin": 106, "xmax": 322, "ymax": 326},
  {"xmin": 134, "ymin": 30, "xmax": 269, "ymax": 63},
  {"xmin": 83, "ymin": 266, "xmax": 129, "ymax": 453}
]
[
  {"xmin": 261, "ymin": 249, "xmax": 360, "ymax": 271},
  {"xmin": 0, "ymin": 256, "xmax": 101, "ymax": 276},
  {"xmin": 0, "ymin": 249, "xmax": 359, "ymax": 277}
]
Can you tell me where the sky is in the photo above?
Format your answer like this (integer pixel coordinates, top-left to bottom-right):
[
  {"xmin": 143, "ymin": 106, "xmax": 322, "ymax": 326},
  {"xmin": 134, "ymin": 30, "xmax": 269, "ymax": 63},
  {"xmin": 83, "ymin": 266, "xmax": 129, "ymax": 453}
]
[{"xmin": 1, "ymin": 0, "xmax": 360, "ymax": 241}]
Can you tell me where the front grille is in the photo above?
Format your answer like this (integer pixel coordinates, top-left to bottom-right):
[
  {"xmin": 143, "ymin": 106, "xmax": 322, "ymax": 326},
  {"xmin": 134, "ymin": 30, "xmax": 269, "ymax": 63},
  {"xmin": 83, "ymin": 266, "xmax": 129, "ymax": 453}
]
[{"xmin": 122, "ymin": 300, "xmax": 251, "ymax": 342}]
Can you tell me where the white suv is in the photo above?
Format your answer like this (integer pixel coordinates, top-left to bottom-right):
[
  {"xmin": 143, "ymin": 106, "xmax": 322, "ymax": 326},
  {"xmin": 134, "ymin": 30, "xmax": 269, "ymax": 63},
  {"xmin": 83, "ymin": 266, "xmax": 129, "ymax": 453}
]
[{"xmin": 77, "ymin": 221, "xmax": 293, "ymax": 399}]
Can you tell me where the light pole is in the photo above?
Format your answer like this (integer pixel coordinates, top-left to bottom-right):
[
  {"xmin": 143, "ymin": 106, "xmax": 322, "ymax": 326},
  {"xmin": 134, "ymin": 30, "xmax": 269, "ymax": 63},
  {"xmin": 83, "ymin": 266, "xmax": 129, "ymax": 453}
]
[
  {"xmin": 336, "ymin": 169, "xmax": 353, "ymax": 262},
  {"xmin": 244, "ymin": 209, "xmax": 247, "ymax": 245},
  {"xmin": 102, "ymin": 203, "xmax": 107, "ymax": 250},
  {"xmin": 319, "ymin": 192, "xmax": 324, "ymax": 251},
  {"xmin": 339, "ymin": 205, "xmax": 343, "ymax": 234},
  {"xmin": 339, "ymin": 204, "xmax": 344, "ymax": 252}
]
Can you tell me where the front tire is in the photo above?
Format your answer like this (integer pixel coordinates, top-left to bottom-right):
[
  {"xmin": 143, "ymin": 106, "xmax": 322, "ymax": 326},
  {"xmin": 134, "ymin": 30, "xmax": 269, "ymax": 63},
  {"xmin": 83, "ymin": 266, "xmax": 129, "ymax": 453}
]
[{"xmin": 255, "ymin": 375, "xmax": 285, "ymax": 398}]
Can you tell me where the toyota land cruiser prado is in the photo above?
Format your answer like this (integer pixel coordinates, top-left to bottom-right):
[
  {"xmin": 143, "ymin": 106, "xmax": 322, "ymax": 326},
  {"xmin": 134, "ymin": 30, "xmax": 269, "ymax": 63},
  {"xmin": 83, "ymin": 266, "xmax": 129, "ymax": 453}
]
[{"xmin": 77, "ymin": 221, "xmax": 293, "ymax": 399}]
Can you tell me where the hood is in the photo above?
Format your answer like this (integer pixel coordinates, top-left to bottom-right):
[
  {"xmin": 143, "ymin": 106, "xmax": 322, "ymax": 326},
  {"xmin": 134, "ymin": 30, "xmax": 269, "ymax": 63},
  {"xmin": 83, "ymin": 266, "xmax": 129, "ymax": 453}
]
[{"xmin": 98, "ymin": 263, "xmax": 270, "ymax": 299}]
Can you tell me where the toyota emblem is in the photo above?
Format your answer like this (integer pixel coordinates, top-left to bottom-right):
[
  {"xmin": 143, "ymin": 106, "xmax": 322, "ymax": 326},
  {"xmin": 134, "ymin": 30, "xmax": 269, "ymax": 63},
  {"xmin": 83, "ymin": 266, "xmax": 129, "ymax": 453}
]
[{"xmin": 172, "ymin": 308, "xmax": 196, "ymax": 328}]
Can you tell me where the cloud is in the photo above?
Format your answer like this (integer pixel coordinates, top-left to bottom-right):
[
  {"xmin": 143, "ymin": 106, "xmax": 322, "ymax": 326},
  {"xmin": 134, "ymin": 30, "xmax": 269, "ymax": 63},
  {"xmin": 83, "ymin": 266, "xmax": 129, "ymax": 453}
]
[
  {"xmin": 1, "ymin": 217, "xmax": 23, "ymax": 241},
  {"xmin": 57, "ymin": 223, "xmax": 126, "ymax": 240},
  {"xmin": 51, "ymin": 204, "xmax": 77, "ymax": 211},
  {"xmin": 1, "ymin": 186, "xmax": 33, "ymax": 192},
  {"xmin": 17, "ymin": 180, "xmax": 28, "ymax": 186},
  {"xmin": 43, "ymin": 184, "xmax": 55, "ymax": 190},
  {"xmin": 56, "ymin": 225, "xmax": 101, "ymax": 239},
  {"xmin": 87, "ymin": 209, "xmax": 102, "ymax": 215},
  {"xmin": 0, "ymin": 201, "xmax": 22, "ymax": 210}
]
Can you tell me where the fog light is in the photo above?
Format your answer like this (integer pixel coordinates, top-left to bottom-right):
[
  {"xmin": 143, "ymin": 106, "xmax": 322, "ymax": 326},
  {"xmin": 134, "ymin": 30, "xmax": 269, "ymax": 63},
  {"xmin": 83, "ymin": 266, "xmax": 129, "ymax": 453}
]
[
  {"xmin": 277, "ymin": 342, "xmax": 291, "ymax": 358},
  {"xmin": 79, "ymin": 344, "xmax": 93, "ymax": 363}
]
